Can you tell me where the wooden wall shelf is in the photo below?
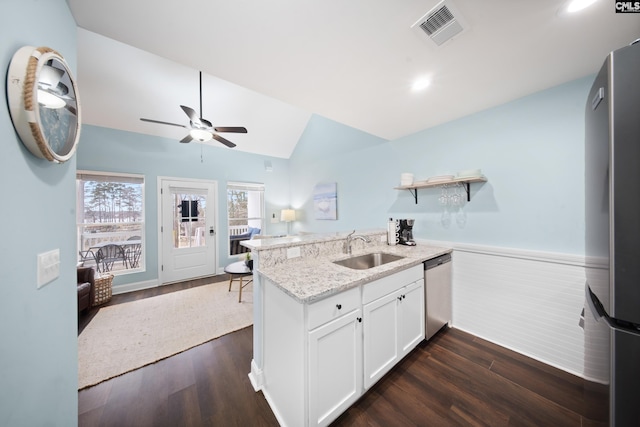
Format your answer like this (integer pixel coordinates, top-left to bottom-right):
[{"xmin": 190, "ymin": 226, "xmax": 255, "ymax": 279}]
[{"xmin": 394, "ymin": 176, "xmax": 487, "ymax": 204}]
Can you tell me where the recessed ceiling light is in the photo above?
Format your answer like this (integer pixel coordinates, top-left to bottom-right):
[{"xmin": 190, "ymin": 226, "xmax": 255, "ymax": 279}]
[
  {"xmin": 566, "ymin": 0, "xmax": 598, "ymax": 13},
  {"xmin": 412, "ymin": 77, "xmax": 431, "ymax": 92}
]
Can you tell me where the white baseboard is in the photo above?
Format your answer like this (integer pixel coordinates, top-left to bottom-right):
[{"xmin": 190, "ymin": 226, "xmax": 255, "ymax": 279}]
[
  {"xmin": 248, "ymin": 358, "xmax": 264, "ymax": 391},
  {"xmin": 260, "ymin": 387, "xmax": 289, "ymax": 427}
]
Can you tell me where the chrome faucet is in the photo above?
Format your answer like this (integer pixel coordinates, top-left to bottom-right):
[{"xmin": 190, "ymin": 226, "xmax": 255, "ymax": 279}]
[{"xmin": 345, "ymin": 230, "xmax": 371, "ymax": 254}]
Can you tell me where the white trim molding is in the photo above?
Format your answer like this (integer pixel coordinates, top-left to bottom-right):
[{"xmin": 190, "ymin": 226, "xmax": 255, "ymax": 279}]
[{"xmin": 421, "ymin": 239, "xmax": 585, "ymax": 267}]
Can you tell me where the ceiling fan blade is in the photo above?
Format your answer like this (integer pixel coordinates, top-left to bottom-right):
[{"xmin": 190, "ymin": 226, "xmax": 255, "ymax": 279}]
[
  {"xmin": 212, "ymin": 133, "xmax": 236, "ymax": 148},
  {"xmin": 180, "ymin": 134, "xmax": 193, "ymax": 144},
  {"xmin": 214, "ymin": 126, "xmax": 248, "ymax": 134},
  {"xmin": 200, "ymin": 118, "xmax": 213, "ymax": 128},
  {"xmin": 140, "ymin": 118, "xmax": 186, "ymax": 128},
  {"xmin": 180, "ymin": 105, "xmax": 199, "ymax": 123}
]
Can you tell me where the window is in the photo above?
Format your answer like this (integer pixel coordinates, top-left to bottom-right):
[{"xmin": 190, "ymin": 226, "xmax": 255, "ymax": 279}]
[
  {"xmin": 77, "ymin": 171, "xmax": 144, "ymax": 275},
  {"xmin": 227, "ymin": 182, "xmax": 265, "ymax": 256},
  {"xmin": 170, "ymin": 190, "xmax": 207, "ymax": 249}
]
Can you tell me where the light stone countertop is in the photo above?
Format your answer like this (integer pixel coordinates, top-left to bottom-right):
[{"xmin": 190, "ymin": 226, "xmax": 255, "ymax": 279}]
[{"xmin": 256, "ymin": 244, "xmax": 451, "ymax": 303}]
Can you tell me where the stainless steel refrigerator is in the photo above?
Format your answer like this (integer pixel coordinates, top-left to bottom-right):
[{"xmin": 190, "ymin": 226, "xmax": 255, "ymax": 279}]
[{"xmin": 584, "ymin": 39, "xmax": 640, "ymax": 427}]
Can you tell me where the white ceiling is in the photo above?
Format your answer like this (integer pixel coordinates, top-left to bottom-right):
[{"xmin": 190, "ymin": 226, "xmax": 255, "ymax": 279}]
[{"xmin": 67, "ymin": 0, "xmax": 640, "ymax": 159}]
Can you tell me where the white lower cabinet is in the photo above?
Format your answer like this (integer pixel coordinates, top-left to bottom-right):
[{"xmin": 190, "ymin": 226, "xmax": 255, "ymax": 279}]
[
  {"xmin": 363, "ymin": 287, "xmax": 400, "ymax": 389},
  {"xmin": 308, "ymin": 308, "xmax": 362, "ymax": 427},
  {"xmin": 363, "ymin": 277, "xmax": 425, "ymax": 389},
  {"xmin": 400, "ymin": 280, "xmax": 426, "ymax": 356},
  {"xmin": 261, "ymin": 264, "xmax": 424, "ymax": 427}
]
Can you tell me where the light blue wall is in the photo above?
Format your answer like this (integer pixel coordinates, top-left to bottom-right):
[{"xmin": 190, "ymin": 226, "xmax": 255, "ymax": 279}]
[
  {"xmin": 0, "ymin": 1, "xmax": 79, "ymax": 426},
  {"xmin": 76, "ymin": 125, "xmax": 291, "ymax": 285},
  {"xmin": 290, "ymin": 77, "xmax": 592, "ymax": 255},
  {"xmin": 289, "ymin": 115, "xmax": 393, "ymax": 233}
]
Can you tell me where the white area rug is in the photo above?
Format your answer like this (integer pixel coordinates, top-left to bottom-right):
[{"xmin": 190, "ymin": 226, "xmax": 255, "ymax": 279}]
[{"xmin": 78, "ymin": 280, "xmax": 253, "ymax": 389}]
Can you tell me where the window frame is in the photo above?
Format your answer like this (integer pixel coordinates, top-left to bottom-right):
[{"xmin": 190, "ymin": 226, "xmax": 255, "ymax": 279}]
[
  {"xmin": 227, "ymin": 182, "xmax": 265, "ymax": 256},
  {"xmin": 76, "ymin": 170, "xmax": 145, "ymax": 275}
]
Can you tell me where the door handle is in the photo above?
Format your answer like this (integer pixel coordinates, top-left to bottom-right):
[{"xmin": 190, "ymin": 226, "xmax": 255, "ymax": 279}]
[{"xmin": 209, "ymin": 227, "xmax": 215, "ymax": 236}]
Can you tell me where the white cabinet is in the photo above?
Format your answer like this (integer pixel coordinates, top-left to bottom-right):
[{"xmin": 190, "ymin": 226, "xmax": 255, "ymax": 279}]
[
  {"xmin": 261, "ymin": 264, "xmax": 424, "ymax": 427},
  {"xmin": 400, "ymin": 280, "xmax": 426, "ymax": 355},
  {"xmin": 309, "ymin": 308, "xmax": 362, "ymax": 427},
  {"xmin": 362, "ymin": 272, "xmax": 424, "ymax": 389},
  {"xmin": 363, "ymin": 288, "xmax": 401, "ymax": 388}
]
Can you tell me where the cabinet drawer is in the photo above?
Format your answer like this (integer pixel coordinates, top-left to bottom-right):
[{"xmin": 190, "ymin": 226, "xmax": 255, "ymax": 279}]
[
  {"xmin": 308, "ymin": 286, "xmax": 360, "ymax": 330},
  {"xmin": 362, "ymin": 265, "xmax": 422, "ymax": 305}
]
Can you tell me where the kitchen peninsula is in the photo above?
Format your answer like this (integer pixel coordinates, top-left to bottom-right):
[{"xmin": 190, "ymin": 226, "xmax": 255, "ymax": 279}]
[{"xmin": 242, "ymin": 230, "xmax": 451, "ymax": 427}]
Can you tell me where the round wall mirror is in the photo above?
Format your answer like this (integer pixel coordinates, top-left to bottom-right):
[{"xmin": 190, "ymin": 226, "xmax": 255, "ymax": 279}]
[{"xmin": 7, "ymin": 46, "xmax": 81, "ymax": 163}]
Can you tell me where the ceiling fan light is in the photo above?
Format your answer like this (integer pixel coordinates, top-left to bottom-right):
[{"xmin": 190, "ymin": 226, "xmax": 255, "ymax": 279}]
[{"xmin": 189, "ymin": 128, "xmax": 213, "ymax": 142}]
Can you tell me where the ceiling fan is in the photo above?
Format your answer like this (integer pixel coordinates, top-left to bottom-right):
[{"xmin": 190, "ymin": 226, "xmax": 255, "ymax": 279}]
[{"xmin": 140, "ymin": 71, "xmax": 247, "ymax": 147}]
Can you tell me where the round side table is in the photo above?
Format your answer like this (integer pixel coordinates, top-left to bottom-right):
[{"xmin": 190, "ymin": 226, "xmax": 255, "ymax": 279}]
[{"xmin": 224, "ymin": 261, "xmax": 253, "ymax": 303}]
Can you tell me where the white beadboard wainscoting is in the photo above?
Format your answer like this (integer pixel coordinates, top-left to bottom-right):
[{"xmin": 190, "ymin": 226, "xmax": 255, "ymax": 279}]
[{"xmin": 424, "ymin": 240, "xmax": 587, "ymax": 378}]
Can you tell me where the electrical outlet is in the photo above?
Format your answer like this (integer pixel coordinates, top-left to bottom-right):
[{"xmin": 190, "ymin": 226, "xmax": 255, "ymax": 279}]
[
  {"xmin": 286, "ymin": 247, "xmax": 301, "ymax": 259},
  {"xmin": 37, "ymin": 249, "xmax": 60, "ymax": 289}
]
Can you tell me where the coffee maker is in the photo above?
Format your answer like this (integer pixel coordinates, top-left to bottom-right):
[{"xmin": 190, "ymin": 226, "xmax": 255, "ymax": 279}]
[{"xmin": 398, "ymin": 219, "xmax": 416, "ymax": 246}]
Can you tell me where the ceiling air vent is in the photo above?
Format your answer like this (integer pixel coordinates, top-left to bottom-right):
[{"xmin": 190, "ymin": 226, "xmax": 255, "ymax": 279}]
[{"xmin": 411, "ymin": 0, "xmax": 467, "ymax": 47}]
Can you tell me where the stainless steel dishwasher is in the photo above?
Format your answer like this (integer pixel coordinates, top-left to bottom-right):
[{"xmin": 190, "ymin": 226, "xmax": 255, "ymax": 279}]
[{"xmin": 424, "ymin": 253, "xmax": 452, "ymax": 340}]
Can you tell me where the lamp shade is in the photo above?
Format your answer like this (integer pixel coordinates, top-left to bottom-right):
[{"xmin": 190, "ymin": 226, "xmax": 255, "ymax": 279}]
[{"xmin": 280, "ymin": 209, "xmax": 296, "ymax": 222}]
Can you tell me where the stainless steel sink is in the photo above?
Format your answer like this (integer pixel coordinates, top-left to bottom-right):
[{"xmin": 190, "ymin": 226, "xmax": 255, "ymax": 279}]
[{"xmin": 333, "ymin": 252, "xmax": 405, "ymax": 270}]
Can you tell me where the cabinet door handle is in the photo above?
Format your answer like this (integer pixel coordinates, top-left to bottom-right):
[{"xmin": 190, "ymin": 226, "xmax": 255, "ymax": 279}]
[
  {"xmin": 397, "ymin": 296, "xmax": 402, "ymax": 301},
  {"xmin": 336, "ymin": 304, "xmax": 342, "ymax": 310},
  {"xmin": 357, "ymin": 317, "xmax": 362, "ymax": 323}
]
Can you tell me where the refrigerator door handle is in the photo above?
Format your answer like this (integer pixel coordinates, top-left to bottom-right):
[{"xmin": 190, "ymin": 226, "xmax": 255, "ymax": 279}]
[{"xmin": 585, "ymin": 283, "xmax": 615, "ymax": 328}]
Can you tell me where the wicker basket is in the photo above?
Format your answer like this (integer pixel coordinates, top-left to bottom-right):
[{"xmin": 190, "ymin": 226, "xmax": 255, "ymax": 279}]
[{"xmin": 93, "ymin": 274, "xmax": 113, "ymax": 306}]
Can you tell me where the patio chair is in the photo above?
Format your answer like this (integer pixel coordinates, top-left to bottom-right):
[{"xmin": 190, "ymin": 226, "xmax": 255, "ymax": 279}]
[
  {"xmin": 126, "ymin": 243, "xmax": 142, "ymax": 268},
  {"xmin": 124, "ymin": 236, "xmax": 142, "ymax": 268},
  {"xmin": 78, "ymin": 249, "xmax": 95, "ymax": 265},
  {"xmin": 95, "ymin": 244, "xmax": 128, "ymax": 273}
]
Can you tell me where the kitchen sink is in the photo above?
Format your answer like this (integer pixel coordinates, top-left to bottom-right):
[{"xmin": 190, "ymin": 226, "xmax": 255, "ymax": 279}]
[{"xmin": 333, "ymin": 252, "xmax": 405, "ymax": 270}]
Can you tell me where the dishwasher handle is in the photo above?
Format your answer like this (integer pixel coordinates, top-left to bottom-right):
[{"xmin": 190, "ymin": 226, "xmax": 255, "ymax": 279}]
[{"xmin": 424, "ymin": 253, "xmax": 451, "ymax": 270}]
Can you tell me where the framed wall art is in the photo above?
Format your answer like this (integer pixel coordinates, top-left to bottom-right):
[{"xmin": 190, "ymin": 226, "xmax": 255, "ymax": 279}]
[{"xmin": 314, "ymin": 182, "xmax": 337, "ymax": 220}]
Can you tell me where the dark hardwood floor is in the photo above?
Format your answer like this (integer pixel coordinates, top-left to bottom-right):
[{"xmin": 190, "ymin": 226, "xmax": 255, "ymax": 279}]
[{"xmin": 78, "ymin": 280, "xmax": 603, "ymax": 427}]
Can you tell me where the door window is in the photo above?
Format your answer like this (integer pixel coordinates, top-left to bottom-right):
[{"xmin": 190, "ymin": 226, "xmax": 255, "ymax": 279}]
[{"xmin": 170, "ymin": 191, "xmax": 207, "ymax": 249}]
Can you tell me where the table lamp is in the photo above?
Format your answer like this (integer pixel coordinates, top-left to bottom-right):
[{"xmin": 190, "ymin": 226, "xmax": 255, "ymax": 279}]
[{"xmin": 280, "ymin": 209, "xmax": 296, "ymax": 235}]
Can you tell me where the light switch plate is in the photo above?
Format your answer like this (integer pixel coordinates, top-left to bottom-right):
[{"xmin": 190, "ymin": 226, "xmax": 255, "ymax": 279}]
[{"xmin": 37, "ymin": 249, "xmax": 60, "ymax": 289}]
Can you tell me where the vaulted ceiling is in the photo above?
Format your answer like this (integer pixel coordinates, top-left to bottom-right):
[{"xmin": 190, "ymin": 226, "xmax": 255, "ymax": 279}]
[{"xmin": 67, "ymin": 0, "xmax": 640, "ymax": 158}]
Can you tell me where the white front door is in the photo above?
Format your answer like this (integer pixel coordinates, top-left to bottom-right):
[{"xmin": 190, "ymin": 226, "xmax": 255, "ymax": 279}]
[{"xmin": 160, "ymin": 178, "xmax": 217, "ymax": 284}]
